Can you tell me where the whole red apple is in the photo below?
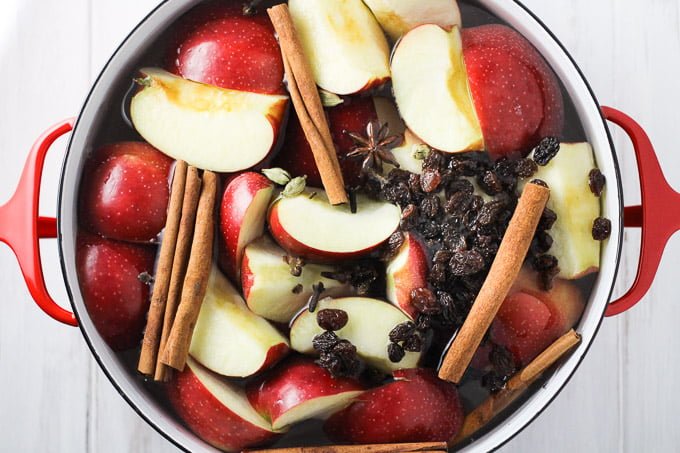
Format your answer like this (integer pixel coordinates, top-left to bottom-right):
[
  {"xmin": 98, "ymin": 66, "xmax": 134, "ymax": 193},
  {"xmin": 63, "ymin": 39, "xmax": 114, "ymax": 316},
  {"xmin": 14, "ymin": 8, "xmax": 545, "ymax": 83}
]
[
  {"xmin": 462, "ymin": 24, "xmax": 564, "ymax": 159},
  {"xmin": 325, "ymin": 368, "xmax": 464, "ymax": 444},
  {"xmin": 79, "ymin": 141, "xmax": 174, "ymax": 243},
  {"xmin": 169, "ymin": 1, "xmax": 284, "ymax": 95},
  {"xmin": 76, "ymin": 232, "xmax": 156, "ymax": 350}
]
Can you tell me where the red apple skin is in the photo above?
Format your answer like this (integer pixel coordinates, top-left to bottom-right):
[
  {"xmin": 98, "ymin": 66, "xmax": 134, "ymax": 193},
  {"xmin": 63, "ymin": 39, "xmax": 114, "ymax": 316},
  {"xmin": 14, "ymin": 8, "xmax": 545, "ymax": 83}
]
[
  {"xmin": 462, "ymin": 25, "xmax": 564, "ymax": 159},
  {"xmin": 490, "ymin": 271, "xmax": 585, "ymax": 366},
  {"xmin": 386, "ymin": 233, "xmax": 430, "ymax": 319},
  {"xmin": 76, "ymin": 232, "xmax": 156, "ymax": 351},
  {"xmin": 218, "ymin": 172, "xmax": 274, "ymax": 282},
  {"xmin": 169, "ymin": 1, "xmax": 284, "ymax": 95},
  {"xmin": 246, "ymin": 356, "xmax": 365, "ymax": 426},
  {"xmin": 324, "ymin": 368, "xmax": 464, "ymax": 444},
  {"xmin": 167, "ymin": 361, "xmax": 279, "ymax": 452},
  {"xmin": 274, "ymin": 97, "xmax": 378, "ymax": 188},
  {"xmin": 79, "ymin": 142, "xmax": 174, "ymax": 243},
  {"xmin": 268, "ymin": 202, "xmax": 388, "ymax": 262}
]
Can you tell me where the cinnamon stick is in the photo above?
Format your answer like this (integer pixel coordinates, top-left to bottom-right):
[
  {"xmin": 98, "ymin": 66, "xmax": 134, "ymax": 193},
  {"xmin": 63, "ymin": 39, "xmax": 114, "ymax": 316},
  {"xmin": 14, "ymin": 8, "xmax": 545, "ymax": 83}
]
[
  {"xmin": 438, "ymin": 183, "xmax": 550, "ymax": 383},
  {"xmin": 267, "ymin": 4, "xmax": 348, "ymax": 205},
  {"xmin": 160, "ymin": 170, "xmax": 217, "ymax": 372},
  {"xmin": 246, "ymin": 441, "xmax": 448, "ymax": 453},
  {"xmin": 138, "ymin": 160, "xmax": 188, "ymax": 376},
  {"xmin": 155, "ymin": 166, "xmax": 202, "ymax": 381},
  {"xmin": 451, "ymin": 329, "xmax": 581, "ymax": 444}
]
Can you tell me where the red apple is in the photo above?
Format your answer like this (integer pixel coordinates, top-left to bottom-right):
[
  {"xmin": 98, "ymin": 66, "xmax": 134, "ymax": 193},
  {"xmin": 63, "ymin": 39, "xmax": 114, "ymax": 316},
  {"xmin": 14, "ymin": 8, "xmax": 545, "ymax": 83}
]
[
  {"xmin": 275, "ymin": 97, "xmax": 404, "ymax": 188},
  {"xmin": 219, "ymin": 172, "xmax": 274, "ymax": 282},
  {"xmin": 385, "ymin": 233, "xmax": 430, "ymax": 319},
  {"xmin": 462, "ymin": 24, "xmax": 564, "ymax": 159},
  {"xmin": 490, "ymin": 269, "xmax": 585, "ymax": 366},
  {"xmin": 76, "ymin": 232, "xmax": 156, "ymax": 350},
  {"xmin": 78, "ymin": 142, "xmax": 173, "ymax": 243},
  {"xmin": 169, "ymin": 1, "xmax": 284, "ymax": 95},
  {"xmin": 246, "ymin": 356, "xmax": 365, "ymax": 431},
  {"xmin": 324, "ymin": 368, "xmax": 464, "ymax": 443},
  {"xmin": 167, "ymin": 357, "xmax": 281, "ymax": 452},
  {"xmin": 268, "ymin": 188, "xmax": 401, "ymax": 262}
]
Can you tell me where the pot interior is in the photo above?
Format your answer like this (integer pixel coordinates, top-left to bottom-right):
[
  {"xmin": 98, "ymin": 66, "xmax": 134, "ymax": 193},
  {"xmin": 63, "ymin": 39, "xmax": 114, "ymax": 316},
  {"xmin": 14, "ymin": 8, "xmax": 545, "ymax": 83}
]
[{"xmin": 57, "ymin": 0, "xmax": 623, "ymax": 451}]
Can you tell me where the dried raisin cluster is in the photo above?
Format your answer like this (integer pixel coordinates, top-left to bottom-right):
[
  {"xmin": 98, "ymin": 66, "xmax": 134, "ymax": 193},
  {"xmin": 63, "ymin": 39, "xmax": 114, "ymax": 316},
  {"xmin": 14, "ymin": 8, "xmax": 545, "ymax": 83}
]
[{"xmin": 312, "ymin": 309, "xmax": 361, "ymax": 378}]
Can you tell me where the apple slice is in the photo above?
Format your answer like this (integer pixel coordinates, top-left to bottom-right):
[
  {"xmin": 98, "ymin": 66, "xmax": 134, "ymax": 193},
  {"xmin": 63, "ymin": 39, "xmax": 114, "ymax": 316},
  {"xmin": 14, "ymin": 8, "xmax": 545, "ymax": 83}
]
[
  {"xmin": 190, "ymin": 266, "xmax": 289, "ymax": 378},
  {"xmin": 519, "ymin": 142, "xmax": 601, "ymax": 278},
  {"xmin": 246, "ymin": 357, "xmax": 365, "ymax": 431},
  {"xmin": 290, "ymin": 297, "xmax": 422, "ymax": 373},
  {"xmin": 288, "ymin": 0, "xmax": 391, "ymax": 95},
  {"xmin": 167, "ymin": 357, "xmax": 281, "ymax": 452},
  {"xmin": 130, "ymin": 68, "xmax": 288, "ymax": 172},
  {"xmin": 268, "ymin": 189, "xmax": 401, "ymax": 262},
  {"xmin": 219, "ymin": 172, "xmax": 275, "ymax": 282},
  {"xmin": 386, "ymin": 233, "xmax": 430, "ymax": 319},
  {"xmin": 363, "ymin": 0, "xmax": 462, "ymax": 41},
  {"xmin": 324, "ymin": 368, "xmax": 464, "ymax": 444},
  {"xmin": 391, "ymin": 25, "xmax": 483, "ymax": 153},
  {"xmin": 242, "ymin": 236, "xmax": 353, "ymax": 323}
]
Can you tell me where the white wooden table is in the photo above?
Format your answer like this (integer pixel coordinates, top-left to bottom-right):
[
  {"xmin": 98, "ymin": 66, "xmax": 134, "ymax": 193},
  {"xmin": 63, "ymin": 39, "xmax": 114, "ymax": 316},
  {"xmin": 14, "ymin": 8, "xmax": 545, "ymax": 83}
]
[{"xmin": 1, "ymin": 1, "xmax": 677, "ymax": 451}]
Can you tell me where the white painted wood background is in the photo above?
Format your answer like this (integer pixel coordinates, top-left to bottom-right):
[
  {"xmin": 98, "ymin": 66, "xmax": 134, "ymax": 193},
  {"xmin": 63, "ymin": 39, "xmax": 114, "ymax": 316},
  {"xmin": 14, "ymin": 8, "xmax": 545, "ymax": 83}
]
[{"xmin": 0, "ymin": 0, "xmax": 677, "ymax": 451}]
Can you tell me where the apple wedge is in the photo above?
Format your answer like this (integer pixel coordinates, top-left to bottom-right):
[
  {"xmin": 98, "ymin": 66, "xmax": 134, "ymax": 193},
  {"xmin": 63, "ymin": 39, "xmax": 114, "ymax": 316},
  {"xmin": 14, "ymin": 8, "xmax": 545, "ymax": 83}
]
[
  {"xmin": 167, "ymin": 357, "xmax": 282, "ymax": 452},
  {"xmin": 246, "ymin": 357, "xmax": 365, "ymax": 431},
  {"xmin": 268, "ymin": 189, "xmax": 401, "ymax": 262},
  {"xmin": 288, "ymin": 0, "xmax": 391, "ymax": 95},
  {"xmin": 391, "ymin": 25, "xmax": 483, "ymax": 153},
  {"xmin": 363, "ymin": 0, "xmax": 462, "ymax": 41},
  {"xmin": 386, "ymin": 233, "xmax": 430, "ymax": 320},
  {"xmin": 130, "ymin": 68, "xmax": 288, "ymax": 172},
  {"xmin": 242, "ymin": 236, "xmax": 353, "ymax": 323},
  {"xmin": 219, "ymin": 172, "xmax": 275, "ymax": 282},
  {"xmin": 190, "ymin": 266, "xmax": 289, "ymax": 378},
  {"xmin": 519, "ymin": 142, "xmax": 601, "ymax": 278},
  {"xmin": 290, "ymin": 297, "xmax": 422, "ymax": 373}
]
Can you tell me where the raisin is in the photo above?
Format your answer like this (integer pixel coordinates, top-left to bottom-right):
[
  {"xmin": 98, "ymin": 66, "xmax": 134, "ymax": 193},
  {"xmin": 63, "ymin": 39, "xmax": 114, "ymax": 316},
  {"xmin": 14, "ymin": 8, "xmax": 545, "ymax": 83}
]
[
  {"xmin": 408, "ymin": 173, "xmax": 421, "ymax": 193},
  {"xmin": 446, "ymin": 179, "xmax": 474, "ymax": 197},
  {"xmin": 421, "ymin": 195, "xmax": 441, "ymax": 218},
  {"xmin": 415, "ymin": 313, "xmax": 433, "ymax": 331},
  {"xmin": 411, "ymin": 287, "xmax": 440, "ymax": 315},
  {"xmin": 531, "ymin": 178, "xmax": 549, "ymax": 188},
  {"xmin": 421, "ymin": 169, "xmax": 442, "ymax": 193},
  {"xmin": 479, "ymin": 171, "xmax": 504, "ymax": 195},
  {"xmin": 421, "ymin": 220, "xmax": 442, "ymax": 239},
  {"xmin": 317, "ymin": 309, "xmax": 349, "ymax": 331},
  {"xmin": 433, "ymin": 250, "xmax": 454, "ymax": 265},
  {"xmin": 283, "ymin": 255, "xmax": 305, "ymax": 277},
  {"xmin": 445, "ymin": 191, "xmax": 472, "ymax": 215},
  {"xmin": 389, "ymin": 321, "xmax": 417, "ymax": 343},
  {"xmin": 477, "ymin": 200, "xmax": 507, "ymax": 226},
  {"xmin": 515, "ymin": 158, "xmax": 538, "ymax": 178},
  {"xmin": 423, "ymin": 150, "xmax": 446, "ymax": 171},
  {"xmin": 533, "ymin": 137, "xmax": 560, "ymax": 166},
  {"xmin": 312, "ymin": 331, "xmax": 340, "ymax": 352},
  {"xmin": 533, "ymin": 254, "xmax": 559, "ymax": 272},
  {"xmin": 592, "ymin": 217, "xmax": 612, "ymax": 240},
  {"xmin": 388, "ymin": 342, "xmax": 406, "ymax": 363},
  {"xmin": 429, "ymin": 263, "xmax": 447, "ymax": 284},
  {"xmin": 531, "ymin": 231, "xmax": 554, "ymax": 255},
  {"xmin": 538, "ymin": 208, "xmax": 558, "ymax": 231},
  {"xmin": 449, "ymin": 250, "xmax": 485, "ymax": 276},
  {"xmin": 589, "ymin": 169, "xmax": 606, "ymax": 196},
  {"xmin": 403, "ymin": 334, "xmax": 423, "ymax": 352},
  {"xmin": 493, "ymin": 158, "xmax": 516, "ymax": 178},
  {"xmin": 291, "ymin": 284, "xmax": 303, "ymax": 294}
]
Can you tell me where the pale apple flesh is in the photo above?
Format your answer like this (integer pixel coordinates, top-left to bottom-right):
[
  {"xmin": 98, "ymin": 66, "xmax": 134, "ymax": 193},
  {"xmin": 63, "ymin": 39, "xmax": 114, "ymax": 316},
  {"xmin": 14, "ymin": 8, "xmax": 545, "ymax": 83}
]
[
  {"xmin": 189, "ymin": 266, "xmax": 289, "ymax": 378},
  {"xmin": 519, "ymin": 142, "xmax": 601, "ymax": 278},
  {"xmin": 289, "ymin": 0, "xmax": 391, "ymax": 95},
  {"xmin": 241, "ymin": 236, "xmax": 353, "ymax": 323},
  {"xmin": 363, "ymin": 0, "xmax": 462, "ymax": 41},
  {"xmin": 385, "ymin": 233, "xmax": 430, "ymax": 319},
  {"xmin": 167, "ymin": 357, "xmax": 282, "ymax": 452},
  {"xmin": 391, "ymin": 25, "xmax": 483, "ymax": 153},
  {"xmin": 268, "ymin": 189, "xmax": 401, "ymax": 262},
  {"xmin": 130, "ymin": 68, "xmax": 288, "ymax": 172},
  {"xmin": 290, "ymin": 297, "xmax": 422, "ymax": 373}
]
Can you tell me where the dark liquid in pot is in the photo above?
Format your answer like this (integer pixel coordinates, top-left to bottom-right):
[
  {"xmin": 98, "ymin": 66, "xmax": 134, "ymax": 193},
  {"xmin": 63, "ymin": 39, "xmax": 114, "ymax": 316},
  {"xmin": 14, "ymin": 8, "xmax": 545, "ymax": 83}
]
[{"xmin": 85, "ymin": 0, "xmax": 597, "ymax": 450}]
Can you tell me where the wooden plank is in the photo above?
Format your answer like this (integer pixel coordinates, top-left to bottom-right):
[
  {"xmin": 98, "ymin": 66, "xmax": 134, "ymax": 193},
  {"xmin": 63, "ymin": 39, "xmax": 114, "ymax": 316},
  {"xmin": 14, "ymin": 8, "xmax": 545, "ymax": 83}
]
[{"xmin": 0, "ymin": 0, "xmax": 90, "ymax": 452}]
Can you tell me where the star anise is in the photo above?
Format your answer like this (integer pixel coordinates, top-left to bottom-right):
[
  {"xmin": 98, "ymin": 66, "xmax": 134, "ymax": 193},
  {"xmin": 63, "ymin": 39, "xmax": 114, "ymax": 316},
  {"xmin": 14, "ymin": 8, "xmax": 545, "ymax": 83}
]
[{"xmin": 346, "ymin": 120, "xmax": 402, "ymax": 181}]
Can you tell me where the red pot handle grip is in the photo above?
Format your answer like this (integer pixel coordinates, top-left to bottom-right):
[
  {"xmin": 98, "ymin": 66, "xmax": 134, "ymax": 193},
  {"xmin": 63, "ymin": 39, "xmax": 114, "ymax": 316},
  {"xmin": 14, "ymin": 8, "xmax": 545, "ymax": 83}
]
[
  {"xmin": 602, "ymin": 106, "xmax": 680, "ymax": 316},
  {"xmin": 0, "ymin": 119, "xmax": 78, "ymax": 326}
]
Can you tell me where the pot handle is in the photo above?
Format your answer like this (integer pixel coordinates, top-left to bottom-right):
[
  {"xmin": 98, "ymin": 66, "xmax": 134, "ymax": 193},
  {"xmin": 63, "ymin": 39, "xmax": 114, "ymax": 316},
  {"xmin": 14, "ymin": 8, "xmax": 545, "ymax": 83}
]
[
  {"xmin": 0, "ymin": 119, "xmax": 78, "ymax": 326},
  {"xmin": 602, "ymin": 107, "xmax": 680, "ymax": 316}
]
